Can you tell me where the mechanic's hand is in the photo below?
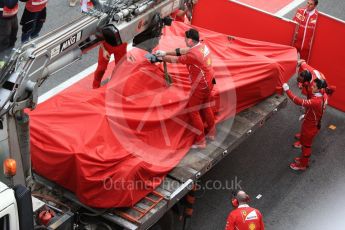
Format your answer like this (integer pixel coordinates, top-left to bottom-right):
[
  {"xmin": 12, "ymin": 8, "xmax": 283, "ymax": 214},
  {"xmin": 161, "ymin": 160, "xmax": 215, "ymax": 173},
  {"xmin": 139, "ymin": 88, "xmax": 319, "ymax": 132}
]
[
  {"xmin": 155, "ymin": 50, "xmax": 166, "ymax": 57},
  {"xmin": 145, "ymin": 53, "xmax": 163, "ymax": 63},
  {"xmin": 297, "ymin": 59, "xmax": 305, "ymax": 67},
  {"xmin": 282, "ymin": 83, "xmax": 290, "ymax": 91},
  {"xmin": 155, "ymin": 56, "xmax": 163, "ymax": 63}
]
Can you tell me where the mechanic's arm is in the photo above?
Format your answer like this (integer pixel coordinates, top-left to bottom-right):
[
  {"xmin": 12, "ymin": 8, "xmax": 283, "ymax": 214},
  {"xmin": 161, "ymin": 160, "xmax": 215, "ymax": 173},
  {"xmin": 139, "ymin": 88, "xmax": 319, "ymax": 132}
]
[
  {"xmin": 162, "ymin": 56, "xmax": 179, "ymax": 63},
  {"xmin": 166, "ymin": 48, "xmax": 190, "ymax": 56},
  {"xmin": 162, "ymin": 51, "xmax": 195, "ymax": 64},
  {"xmin": 283, "ymin": 83, "xmax": 314, "ymax": 108},
  {"xmin": 298, "ymin": 59, "xmax": 306, "ymax": 68},
  {"xmin": 156, "ymin": 48, "xmax": 190, "ymax": 57},
  {"xmin": 175, "ymin": 9, "xmax": 186, "ymax": 17}
]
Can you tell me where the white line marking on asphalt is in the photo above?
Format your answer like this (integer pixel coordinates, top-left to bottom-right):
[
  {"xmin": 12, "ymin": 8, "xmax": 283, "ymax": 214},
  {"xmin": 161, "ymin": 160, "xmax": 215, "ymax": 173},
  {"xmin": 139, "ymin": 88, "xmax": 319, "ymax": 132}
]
[
  {"xmin": 256, "ymin": 194, "xmax": 262, "ymax": 199},
  {"xmin": 38, "ymin": 63, "xmax": 97, "ymax": 104},
  {"xmin": 275, "ymin": 0, "xmax": 305, "ymax": 17}
]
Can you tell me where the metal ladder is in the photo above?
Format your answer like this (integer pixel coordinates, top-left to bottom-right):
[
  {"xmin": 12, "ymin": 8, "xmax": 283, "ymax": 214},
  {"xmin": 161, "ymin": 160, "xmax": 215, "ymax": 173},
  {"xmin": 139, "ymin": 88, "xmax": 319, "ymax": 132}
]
[{"xmin": 114, "ymin": 191, "xmax": 165, "ymax": 224}]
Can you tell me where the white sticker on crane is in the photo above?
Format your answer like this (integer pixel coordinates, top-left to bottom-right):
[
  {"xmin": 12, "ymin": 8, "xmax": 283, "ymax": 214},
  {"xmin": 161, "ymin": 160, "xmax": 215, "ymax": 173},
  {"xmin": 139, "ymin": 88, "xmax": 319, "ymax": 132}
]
[
  {"xmin": 60, "ymin": 31, "xmax": 82, "ymax": 53},
  {"xmin": 51, "ymin": 45, "xmax": 60, "ymax": 59},
  {"xmin": 50, "ymin": 31, "xmax": 82, "ymax": 58}
]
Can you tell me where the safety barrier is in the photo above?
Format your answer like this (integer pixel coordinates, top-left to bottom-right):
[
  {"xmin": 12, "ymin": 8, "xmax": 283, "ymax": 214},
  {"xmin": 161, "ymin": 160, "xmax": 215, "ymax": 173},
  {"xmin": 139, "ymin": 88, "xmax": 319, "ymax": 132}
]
[
  {"xmin": 309, "ymin": 13, "xmax": 345, "ymax": 112},
  {"xmin": 192, "ymin": 0, "xmax": 297, "ymax": 45},
  {"xmin": 233, "ymin": 0, "xmax": 296, "ymax": 14},
  {"xmin": 192, "ymin": 0, "xmax": 345, "ymax": 112}
]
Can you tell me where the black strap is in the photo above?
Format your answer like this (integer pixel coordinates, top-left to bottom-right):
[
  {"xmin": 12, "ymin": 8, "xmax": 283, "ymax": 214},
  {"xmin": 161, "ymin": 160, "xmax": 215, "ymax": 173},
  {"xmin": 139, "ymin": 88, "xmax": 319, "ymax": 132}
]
[{"xmin": 175, "ymin": 48, "xmax": 181, "ymax": 56}]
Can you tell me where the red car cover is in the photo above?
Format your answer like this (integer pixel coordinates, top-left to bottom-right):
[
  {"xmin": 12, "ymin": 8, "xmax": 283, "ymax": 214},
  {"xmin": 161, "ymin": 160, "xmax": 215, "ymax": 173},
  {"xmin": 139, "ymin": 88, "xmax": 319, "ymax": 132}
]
[{"xmin": 30, "ymin": 22, "xmax": 297, "ymax": 208}]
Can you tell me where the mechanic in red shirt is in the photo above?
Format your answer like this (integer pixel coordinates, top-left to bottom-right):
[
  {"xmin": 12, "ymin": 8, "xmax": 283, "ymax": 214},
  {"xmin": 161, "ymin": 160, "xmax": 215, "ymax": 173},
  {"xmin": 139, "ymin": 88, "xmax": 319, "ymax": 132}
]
[
  {"xmin": 292, "ymin": 0, "xmax": 319, "ymax": 61},
  {"xmin": 225, "ymin": 190, "xmax": 265, "ymax": 230},
  {"xmin": 293, "ymin": 60, "xmax": 335, "ymax": 149},
  {"xmin": 93, "ymin": 25, "xmax": 127, "ymax": 89},
  {"xmin": 20, "ymin": 0, "xmax": 48, "ymax": 43},
  {"xmin": 283, "ymin": 78, "xmax": 327, "ymax": 171},
  {"xmin": 296, "ymin": 60, "xmax": 335, "ymax": 98},
  {"xmin": 155, "ymin": 28, "xmax": 216, "ymax": 148}
]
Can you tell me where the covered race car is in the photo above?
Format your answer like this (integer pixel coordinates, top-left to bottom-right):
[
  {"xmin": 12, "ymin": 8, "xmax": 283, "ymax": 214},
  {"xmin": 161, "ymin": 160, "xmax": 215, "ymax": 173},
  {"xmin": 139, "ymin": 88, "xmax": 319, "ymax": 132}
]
[{"xmin": 29, "ymin": 22, "xmax": 297, "ymax": 208}]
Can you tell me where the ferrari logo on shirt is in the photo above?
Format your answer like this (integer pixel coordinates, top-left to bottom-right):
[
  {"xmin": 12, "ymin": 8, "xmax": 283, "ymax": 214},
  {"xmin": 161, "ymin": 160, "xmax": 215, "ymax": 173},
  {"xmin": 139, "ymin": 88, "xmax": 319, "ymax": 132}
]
[
  {"xmin": 241, "ymin": 210, "xmax": 247, "ymax": 218},
  {"xmin": 310, "ymin": 19, "xmax": 317, "ymax": 24},
  {"xmin": 296, "ymin": 13, "xmax": 305, "ymax": 21},
  {"xmin": 249, "ymin": 223, "xmax": 256, "ymax": 230},
  {"xmin": 241, "ymin": 210, "xmax": 247, "ymax": 222}
]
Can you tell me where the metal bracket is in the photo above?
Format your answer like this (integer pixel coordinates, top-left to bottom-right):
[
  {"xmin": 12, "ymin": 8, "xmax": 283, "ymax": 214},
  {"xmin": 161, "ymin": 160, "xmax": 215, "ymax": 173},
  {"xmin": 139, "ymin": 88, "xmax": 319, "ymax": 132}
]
[{"xmin": 168, "ymin": 179, "xmax": 193, "ymax": 208}]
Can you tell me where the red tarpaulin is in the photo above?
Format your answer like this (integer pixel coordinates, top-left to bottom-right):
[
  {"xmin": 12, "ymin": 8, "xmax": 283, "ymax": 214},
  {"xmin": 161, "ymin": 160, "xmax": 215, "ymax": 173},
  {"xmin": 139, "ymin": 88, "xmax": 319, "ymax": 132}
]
[{"xmin": 30, "ymin": 22, "xmax": 297, "ymax": 208}]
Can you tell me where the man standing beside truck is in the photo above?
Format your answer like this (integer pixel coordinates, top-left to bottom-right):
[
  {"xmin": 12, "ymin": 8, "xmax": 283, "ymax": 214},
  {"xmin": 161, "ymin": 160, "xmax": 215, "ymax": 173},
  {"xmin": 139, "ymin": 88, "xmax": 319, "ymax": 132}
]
[
  {"xmin": 293, "ymin": 59, "xmax": 335, "ymax": 149},
  {"xmin": 283, "ymin": 77, "xmax": 327, "ymax": 171},
  {"xmin": 20, "ymin": 0, "xmax": 48, "ymax": 43},
  {"xmin": 292, "ymin": 0, "xmax": 319, "ymax": 62},
  {"xmin": 225, "ymin": 190, "xmax": 265, "ymax": 230},
  {"xmin": 0, "ymin": 0, "xmax": 19, "ymax": 66}
]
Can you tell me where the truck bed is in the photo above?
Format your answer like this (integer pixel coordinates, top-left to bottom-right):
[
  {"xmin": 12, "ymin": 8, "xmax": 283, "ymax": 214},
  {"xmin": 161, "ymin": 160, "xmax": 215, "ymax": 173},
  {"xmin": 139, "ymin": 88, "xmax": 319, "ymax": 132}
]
[{"xmin": 34, "ymin": 94, "xmax": 287, "ymax": 230}]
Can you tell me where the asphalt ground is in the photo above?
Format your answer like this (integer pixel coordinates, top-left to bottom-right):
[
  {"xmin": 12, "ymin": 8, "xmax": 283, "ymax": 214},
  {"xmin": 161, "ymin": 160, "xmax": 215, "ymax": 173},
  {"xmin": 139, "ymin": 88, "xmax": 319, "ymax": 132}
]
[
  {"xmin": 11, "ymin": 1, "xmax": 345, "ymax": 229},
  {"xmin": 190, "ymin": 87, "xmax": 345, "ymax": 230},
  {"xmin": 191, "ymin": 1, "xmax": 345, "ymax": 229}
]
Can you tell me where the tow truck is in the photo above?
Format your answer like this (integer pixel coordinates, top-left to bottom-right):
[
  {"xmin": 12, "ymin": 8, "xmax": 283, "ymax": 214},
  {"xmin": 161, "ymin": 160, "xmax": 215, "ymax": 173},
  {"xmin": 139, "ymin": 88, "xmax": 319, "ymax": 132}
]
[{"xmin": 0, "ymin": 0, "xmax": 288, "ymax": 229}]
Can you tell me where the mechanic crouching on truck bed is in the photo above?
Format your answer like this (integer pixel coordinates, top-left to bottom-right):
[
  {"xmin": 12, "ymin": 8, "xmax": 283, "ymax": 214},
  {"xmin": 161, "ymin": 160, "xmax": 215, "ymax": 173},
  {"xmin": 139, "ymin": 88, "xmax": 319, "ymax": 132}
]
[{"xmin": 155, "ymin": 28, "xmax": 216, "ymax": 149}]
